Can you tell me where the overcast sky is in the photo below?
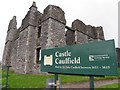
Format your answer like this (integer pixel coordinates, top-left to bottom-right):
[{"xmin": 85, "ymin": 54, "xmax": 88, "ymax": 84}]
[{"xmin": 0, "ymin": 0, "xmax": 119, "ymax": 61}]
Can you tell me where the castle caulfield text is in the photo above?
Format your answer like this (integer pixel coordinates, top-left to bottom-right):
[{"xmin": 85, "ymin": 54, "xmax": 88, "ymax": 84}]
[{"xmin": 55, "ymin": 50, "xmax": 81, "ymax": 64}]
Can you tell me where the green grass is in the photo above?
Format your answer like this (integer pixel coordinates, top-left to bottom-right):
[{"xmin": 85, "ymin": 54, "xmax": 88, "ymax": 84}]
[
  {"xmin": 2, "ymin": 70, "xmax": 54, "ymax": 88},
  {"xmin": 2, "ymin": 70, "xmax": 89, "ymax": 88},
  {"xmin": 1, "ymin": 68, "xmax": 120, "ymax": 88},
  {"xmin": 99, "ymin": 83, "xmax": 120, "ymax": 88},
  {"xmin": 96, "ymin": 83, "xmax": 120, "ymax": 90}
]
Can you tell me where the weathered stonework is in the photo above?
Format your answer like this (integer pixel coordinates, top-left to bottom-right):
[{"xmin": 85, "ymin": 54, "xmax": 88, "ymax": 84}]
[
  {"xmin": 116, "ymin": 48, "xmax": 120, "ymax": 67},
  {"xmin": 2, "ymin": 16, "xmax": 17, "ymax": 66},
  {"xmin": 40, "ymin": 5, "xmax": 66, "ymax": 49},
  {"xmin": 66, "ymin": 28, "xmax": 75, "ymax": 45},
  {"xmin": 2, "ymin": 2, "xmax": 106, "ymax": 74}
]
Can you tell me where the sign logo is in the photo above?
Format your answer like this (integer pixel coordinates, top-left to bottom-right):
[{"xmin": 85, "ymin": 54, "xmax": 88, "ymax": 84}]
[
  {"xmin": 89, "ymin": 55, "xmax": 94, "ymax": 61},
  {"xmin": 44, "ymin": 55, "xmax": 53, "ymax": 66},
  {"xmin": 89, "ymin": 54, "xmax": 110, "ymax": 61}
]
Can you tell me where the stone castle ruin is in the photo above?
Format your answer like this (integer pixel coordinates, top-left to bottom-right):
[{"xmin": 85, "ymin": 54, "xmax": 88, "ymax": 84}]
[{"xmin": 2, "ymin": 2, "xmax": 105, "ymax": 74}]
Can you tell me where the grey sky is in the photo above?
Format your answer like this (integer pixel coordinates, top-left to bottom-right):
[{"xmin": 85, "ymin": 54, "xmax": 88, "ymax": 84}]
[{"xmin": 0, "ymin": 0, "xmax": 119, "ymax": 61}]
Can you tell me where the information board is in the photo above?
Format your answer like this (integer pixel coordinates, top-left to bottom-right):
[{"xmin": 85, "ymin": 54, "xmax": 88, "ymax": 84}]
[{"xmin": 41, "ymin": 40, "xmax": 118, "ymax": 76}]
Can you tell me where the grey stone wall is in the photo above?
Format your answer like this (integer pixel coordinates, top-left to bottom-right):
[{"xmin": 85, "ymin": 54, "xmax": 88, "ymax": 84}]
[
  {"xmin": 2, "ymin": 16, "xmax": 17, "ymax": 66},
  {"xmin": 10, "ymin": 39, "xmax": 18, "ymax": 71},
  {"xmin": 66, "ymin": 28, "xmax": 75, "ymax": 45},
  {"xmin": 65, "ymin": 19, "xmax": 104, "ymax": 45},
  {"xmin": 25, "ymin": 26, "xmax": 38, "ymax": 74},
  {"xmin": 2, "ymin": 2, "xmax": 105, "ymax": 74},
  {"xmin": 116, "ymin": 48, "xmax": 120, "ymax": 67},
  {"xmin": 21, "ymin": 2, "xmax": 40, "ymax": 30},
  {"xmin": 2, "ymin": 41, "xmax": 12, "ymax": 66},
  {"xmin": 17, "ymin": 29, "xmax": 28, "ymax": 73},
  {"xmin": 40, "ymin": 5, "xmax": 66, "ymax": 49},
  {"xmin": 95, "ymin": 26, "xmax": 104, "ymax": 40}
]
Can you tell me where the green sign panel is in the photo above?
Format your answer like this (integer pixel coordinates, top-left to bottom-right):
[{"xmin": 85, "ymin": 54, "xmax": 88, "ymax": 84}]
[{"xmin": 41, "ymin": 40, "xmax": 118, "ymax": 76}]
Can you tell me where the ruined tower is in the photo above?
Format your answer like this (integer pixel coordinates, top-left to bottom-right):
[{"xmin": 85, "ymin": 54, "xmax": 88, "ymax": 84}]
[
  {"xmin": 2, "ymin": 2, "xmax": 105, "ymax": 74},
  {"xmin": 66, "ymin": 19, "xmax": 104, "ymax": 45},
  {"xmin": 16, "ymin": 2, "xmax": 40, "ymax": 74},
  {"xmin": 2, "ymin": 16, "xmax": 17, "ymax": 66},
  {"xmin": 40, "ymin": 5, "xmax": 66, "ymax": 49}
]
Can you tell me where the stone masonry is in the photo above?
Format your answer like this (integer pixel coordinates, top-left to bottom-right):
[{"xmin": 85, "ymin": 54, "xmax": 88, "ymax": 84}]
[
  {"xmin": 116, "ymin": 48, "xmax": 120, "ymax": 67},
  {"xmin": 2, "ymin": 2, "xmax": 106, "ymax": 74}
]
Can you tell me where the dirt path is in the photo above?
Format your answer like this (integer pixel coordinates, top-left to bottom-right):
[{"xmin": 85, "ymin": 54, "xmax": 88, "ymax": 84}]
[{"xmin": 61, "ymin": 79, "xmax": 119, "ymax": 88}]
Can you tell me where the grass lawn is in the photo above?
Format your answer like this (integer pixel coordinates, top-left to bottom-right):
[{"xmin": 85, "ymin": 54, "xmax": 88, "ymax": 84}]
[
  {"xmin": 2, "ymin": 70, "xmax": 89, "ymax": 88},
  {"xmin": 99, "ymin": 83, "xmax": 120, "ymax": 88},
  {"xmin": 96, "ymin": 83, "xmax": 120, "ymax": 90},
  {"xmin": 1, "ymin": 68, "xmax": 120, "ymax": 88}
]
